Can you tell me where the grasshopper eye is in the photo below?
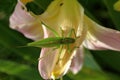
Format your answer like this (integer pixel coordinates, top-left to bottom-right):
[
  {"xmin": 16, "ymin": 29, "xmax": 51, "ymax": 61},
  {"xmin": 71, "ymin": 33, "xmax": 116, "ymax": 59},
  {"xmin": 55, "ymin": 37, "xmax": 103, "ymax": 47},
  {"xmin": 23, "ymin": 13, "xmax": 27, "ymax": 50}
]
[{"xmin": 59, "ymin": 3, "xmax": 63, "ymax": 6}]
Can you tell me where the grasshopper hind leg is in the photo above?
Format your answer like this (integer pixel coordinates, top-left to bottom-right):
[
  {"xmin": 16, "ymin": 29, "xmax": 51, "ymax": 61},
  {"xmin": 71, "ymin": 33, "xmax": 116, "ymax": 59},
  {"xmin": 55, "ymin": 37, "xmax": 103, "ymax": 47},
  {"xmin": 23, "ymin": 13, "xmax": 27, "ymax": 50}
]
[
  {"xmin": 67, "ymin": 28, "xmax": 80, "ymax": 39},
  {"xmin": 67, "ymin": 28, "xmax": 80, "ymax": 53}
]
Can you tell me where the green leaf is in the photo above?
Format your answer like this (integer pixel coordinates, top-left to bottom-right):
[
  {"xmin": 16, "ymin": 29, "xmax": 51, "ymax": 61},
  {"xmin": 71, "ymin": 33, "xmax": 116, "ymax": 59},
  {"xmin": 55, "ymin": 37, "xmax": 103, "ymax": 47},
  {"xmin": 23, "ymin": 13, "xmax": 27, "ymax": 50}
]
[
  {"xmin": 0, "ymin": 59, "xmax": 42, "ymax": 80},
  {"xmin": 103, "ymin": 0, "xmax": 120, "ymax": 30},
  {"xmin": 92, "ymin": 50, "xmax": 120, "ymax": 73},
  {"xmin": 67, "ymin": 49, "xmax": 109, "ymax": 80}
]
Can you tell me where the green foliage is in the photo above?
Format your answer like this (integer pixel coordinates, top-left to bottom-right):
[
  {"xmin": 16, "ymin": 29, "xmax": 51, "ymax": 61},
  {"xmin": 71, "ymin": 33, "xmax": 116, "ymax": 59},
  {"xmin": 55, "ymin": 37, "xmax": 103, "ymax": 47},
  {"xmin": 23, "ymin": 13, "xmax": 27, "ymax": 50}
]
[
  {"xmin": 0, "ymin": 0, "xmax": 120, "ymax": 80},
  {"xmin": 103, "ymin": 0, "xmax": 120, "ymax": 30}
]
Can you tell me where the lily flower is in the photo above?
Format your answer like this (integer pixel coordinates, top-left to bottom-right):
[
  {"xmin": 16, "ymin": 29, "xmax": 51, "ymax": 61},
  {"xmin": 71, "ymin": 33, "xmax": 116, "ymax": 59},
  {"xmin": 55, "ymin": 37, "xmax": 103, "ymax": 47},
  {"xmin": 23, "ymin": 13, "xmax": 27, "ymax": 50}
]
[{"xmin": 9, "ymin": 0, "xmax": 120, "ymax": 79}]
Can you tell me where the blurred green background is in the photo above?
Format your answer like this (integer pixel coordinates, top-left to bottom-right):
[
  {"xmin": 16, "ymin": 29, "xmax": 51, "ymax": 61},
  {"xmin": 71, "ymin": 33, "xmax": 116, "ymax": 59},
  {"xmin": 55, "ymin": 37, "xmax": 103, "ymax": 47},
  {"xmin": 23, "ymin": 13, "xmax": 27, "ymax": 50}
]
[{"xmin": 0, "ymin": 0, "xmax": 120, "ymax": 80}]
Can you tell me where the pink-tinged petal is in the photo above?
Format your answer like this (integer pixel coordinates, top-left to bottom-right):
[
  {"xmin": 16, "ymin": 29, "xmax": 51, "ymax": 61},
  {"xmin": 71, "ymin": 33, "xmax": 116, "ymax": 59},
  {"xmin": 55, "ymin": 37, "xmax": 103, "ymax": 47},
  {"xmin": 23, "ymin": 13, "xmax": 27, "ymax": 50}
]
[
  {"xmin": 83, "ymin": 15, "xmax": 120, "ymax": 51},
  {"xmin": 38, "ymin": 46, "xmax": 76, "ymax": 79},
  {"xmin": 70, "ymin": 47, "xmax": 84, "ymax": 74},
  {"xmin": 9, "ymin": 0, "xmax": 43, "ymax": 40},
  {"xmin": 38, "ymin": 48, "xmax": 59, "ymax": 79},
  {"xmin": 39, "ymin": 27, "xmax": 76, "ymax": 79}
]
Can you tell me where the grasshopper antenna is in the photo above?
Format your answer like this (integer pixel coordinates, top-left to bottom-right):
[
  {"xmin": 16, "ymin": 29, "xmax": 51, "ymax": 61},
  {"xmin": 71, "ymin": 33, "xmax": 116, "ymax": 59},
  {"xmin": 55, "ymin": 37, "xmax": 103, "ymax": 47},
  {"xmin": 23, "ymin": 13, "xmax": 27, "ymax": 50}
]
[{"xmin": 15, "ymin": 45, "xmax": 28, "ymax": 48}]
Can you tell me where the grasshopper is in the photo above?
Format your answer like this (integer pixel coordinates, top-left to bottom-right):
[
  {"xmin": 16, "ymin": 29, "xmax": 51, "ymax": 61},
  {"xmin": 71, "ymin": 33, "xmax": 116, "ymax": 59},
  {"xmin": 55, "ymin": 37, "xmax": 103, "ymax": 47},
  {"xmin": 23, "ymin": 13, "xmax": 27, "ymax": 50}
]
[{"xmin": 27, "ymin": 22, "xmax": 78, "ymax": 48}]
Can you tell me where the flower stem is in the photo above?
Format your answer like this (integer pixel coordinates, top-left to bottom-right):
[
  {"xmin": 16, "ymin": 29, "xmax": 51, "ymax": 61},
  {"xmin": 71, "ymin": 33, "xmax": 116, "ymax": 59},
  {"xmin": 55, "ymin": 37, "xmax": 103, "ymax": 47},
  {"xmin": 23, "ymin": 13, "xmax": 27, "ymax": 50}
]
[{"xmin": 60, "ymin": 77, "xmax": 63, "ymax": 80}]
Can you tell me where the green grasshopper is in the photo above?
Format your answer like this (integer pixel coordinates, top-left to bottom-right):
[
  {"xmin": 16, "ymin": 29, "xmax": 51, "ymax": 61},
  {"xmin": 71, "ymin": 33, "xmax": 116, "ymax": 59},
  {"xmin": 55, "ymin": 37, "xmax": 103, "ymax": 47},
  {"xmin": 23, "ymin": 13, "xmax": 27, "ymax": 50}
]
[
  {"xmin": 27, "ymin": 37, "xmax": 75, "ymax": 48},
  {"xmin": 27, "ymin": 22, "xmax": 78, "ymax": 48},
  {"xmin": 25, "ymin": 22, "xmax": 79, "ymax": 61}
]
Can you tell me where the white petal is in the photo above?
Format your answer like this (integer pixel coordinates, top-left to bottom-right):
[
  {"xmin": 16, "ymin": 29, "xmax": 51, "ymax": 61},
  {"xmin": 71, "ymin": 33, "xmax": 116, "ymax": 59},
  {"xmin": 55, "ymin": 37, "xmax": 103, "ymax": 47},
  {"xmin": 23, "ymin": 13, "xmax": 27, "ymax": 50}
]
[
  {"xmin": 70, "ymin": 47, "xmax": 84, "ymax": 74},
  {"xmin": 83, "ymin": 15, "xmax": 120, "ymax": 51},
  {"xmin": 9, "ymin": 0, "xmax": 43, "ymax": 40},
  {"xmin": 38, "ymin": 48, "xmax": 59, "ymax": 79}
]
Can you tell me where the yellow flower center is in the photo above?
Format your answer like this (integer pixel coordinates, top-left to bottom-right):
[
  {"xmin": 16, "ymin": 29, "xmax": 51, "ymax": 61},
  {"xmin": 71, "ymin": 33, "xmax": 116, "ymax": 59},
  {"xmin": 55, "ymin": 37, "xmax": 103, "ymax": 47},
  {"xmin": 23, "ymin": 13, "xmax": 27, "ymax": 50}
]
[{"xmin": 20, "ymin": 0, "xmax": 33, "ymax": 4}]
